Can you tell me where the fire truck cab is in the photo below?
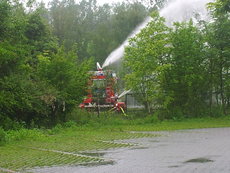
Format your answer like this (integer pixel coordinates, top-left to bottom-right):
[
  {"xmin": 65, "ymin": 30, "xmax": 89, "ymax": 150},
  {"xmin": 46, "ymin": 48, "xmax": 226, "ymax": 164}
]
[{"xmin": 79, "ymin": 63, "xmax": 126, "ymax": 112}]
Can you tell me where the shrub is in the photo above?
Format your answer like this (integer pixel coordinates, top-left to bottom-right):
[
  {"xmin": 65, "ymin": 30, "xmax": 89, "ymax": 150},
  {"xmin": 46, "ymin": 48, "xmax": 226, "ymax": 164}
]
[
  {"xmin": 0, "ymin": 114, "xmax": 23, "ymax": 130},
  {"xmin": 65, "ymin": 108, "xmax": 92, "ymax": 125},
  {"xmin": 48, "ymin": 124, "xmax": 63, "ymax": 134},
  {"xmin": 6, "ymin": 129, "xmax": 45, "ymax": 142},
  {"xmin": 63, "ymin": 121, "xmax": 77, "ymax": 128}
]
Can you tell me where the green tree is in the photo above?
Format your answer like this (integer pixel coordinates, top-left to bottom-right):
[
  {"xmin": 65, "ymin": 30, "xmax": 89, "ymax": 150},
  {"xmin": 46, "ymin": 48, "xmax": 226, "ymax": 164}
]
[
  {"xmin": 163, "ymin": 21, "xmax": 208, "ymax": 118},
  {"xmin": 37, "ymin": 46, "xmax": 92, "ymax": 124},
  {"xmin": 124, "ymin": 12, "xmax": 170, "ymax": 113},
  {"xmin": 207, "ymin": 0, "xmax": 230, "ymax": 114},
  {"xmin": 0, "ymin": 0, "xmax": 11, "ymax": 40},
  {"xmin": 0, "ymin": 0, "xmax": 58, "ymax": 128}
]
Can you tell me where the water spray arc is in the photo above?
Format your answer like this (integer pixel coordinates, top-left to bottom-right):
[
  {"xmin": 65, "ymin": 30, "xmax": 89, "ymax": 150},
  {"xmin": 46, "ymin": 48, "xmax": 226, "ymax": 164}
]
[
  {"xmin": 102, "ymin": 16, "xmax": 152, "ymax": 68},
  {"xmin": 102, "ymin": 0, "xmax": 213, "ymax": 68}
]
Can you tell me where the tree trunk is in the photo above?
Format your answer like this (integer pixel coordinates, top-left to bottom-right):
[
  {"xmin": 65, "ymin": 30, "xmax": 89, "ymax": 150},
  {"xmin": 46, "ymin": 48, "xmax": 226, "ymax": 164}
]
[
  {"xmin": 147, "ymin": 101, "xmax": 151, "ymax": 114},
  {"xmin": 219, "ymin": 55, "xmax": 226, "ymax": 114},
  {"xmin": 209, "ymin": 58, "xmax": 213, "ymax": 113}
]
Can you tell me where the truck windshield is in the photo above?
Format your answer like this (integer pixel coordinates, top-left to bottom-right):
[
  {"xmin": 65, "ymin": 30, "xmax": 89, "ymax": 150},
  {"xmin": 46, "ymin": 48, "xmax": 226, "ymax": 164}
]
[{"xmin": 93, "ymin": 79, "xmax": 105, "ymax": 89}]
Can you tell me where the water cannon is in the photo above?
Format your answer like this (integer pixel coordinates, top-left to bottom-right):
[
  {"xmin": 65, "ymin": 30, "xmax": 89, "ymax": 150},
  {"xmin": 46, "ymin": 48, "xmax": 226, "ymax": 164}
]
[{"xmin": 97, "ymin": 62, "xmax": 103, "ymax": 71}]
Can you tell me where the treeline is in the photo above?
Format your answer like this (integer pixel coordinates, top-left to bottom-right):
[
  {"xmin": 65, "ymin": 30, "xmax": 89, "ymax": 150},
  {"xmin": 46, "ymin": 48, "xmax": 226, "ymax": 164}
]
[
  {"xmin": 49, "ymin": 0, "xmax": 149, "ymax": 63},
  {"xmin": 124, "ymin": 0, "xmax": 230, "ymax": 119},
  {"xmin": 0, "ymin": 0, "xmax": 149, "ymax": 129}
]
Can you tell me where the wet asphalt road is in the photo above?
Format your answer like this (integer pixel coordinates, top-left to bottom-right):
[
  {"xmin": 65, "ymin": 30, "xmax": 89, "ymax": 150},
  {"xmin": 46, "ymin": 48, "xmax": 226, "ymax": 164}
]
[{"xmin": 33, "ymin": 128, "xmax": 230, "ymax": 173}]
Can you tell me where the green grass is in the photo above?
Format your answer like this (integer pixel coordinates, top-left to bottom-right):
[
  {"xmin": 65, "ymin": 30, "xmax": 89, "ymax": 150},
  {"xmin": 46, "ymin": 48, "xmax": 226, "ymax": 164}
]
[
  {"xmin": 0, "ymin": 116, "xmax": 230, "ymax": 172},
  {"xmin": 115, "ymin": 116, "xmax": 230, "ymax": 131},
  {"xmin": 0, "ymin": 126, "xmax": 155, "ymax": 172},
  {"xmin": 0, "ymin": 145, "xmax": 97, "ymax": 170}
]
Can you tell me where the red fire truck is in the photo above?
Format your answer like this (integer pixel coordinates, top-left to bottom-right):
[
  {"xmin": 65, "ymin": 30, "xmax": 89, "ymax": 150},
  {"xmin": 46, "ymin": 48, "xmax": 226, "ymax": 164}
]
[{"xmin": 79, "ymin": 63, "xmax": 126, "ymax": 114}]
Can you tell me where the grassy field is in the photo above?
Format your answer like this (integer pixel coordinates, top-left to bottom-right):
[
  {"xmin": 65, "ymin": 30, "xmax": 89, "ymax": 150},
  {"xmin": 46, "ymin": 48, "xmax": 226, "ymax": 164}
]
[{"xmin": 1, "ymin": 116, "xmax": 230, "ymax": 172}]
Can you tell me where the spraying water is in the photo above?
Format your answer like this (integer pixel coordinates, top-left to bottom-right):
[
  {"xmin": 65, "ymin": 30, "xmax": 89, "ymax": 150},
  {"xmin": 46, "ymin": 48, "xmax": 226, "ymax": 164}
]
[
  {"xmin": 118, "ymin": 89, "xmax": 132, "ymax": 99},
  {"xmin": 161, "ymin": 0, "xmax": 213, "ymax": 25},
  {"xmin": 102, "ymin": 16, "xmax": 152, "ymax": 68},
  {"xmin": 102, "ymin": 0, "xmax": 213, "ymax": 68}
]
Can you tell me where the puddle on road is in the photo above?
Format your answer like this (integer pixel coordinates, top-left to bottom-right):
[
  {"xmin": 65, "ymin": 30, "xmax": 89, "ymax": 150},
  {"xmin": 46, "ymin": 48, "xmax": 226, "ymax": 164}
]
[
  {"xmin": 26, "ymin": 160, "xmax": 115, "ymax": 173},
  {"xmin": 168, "ymin": 165, "xmax": 180, "ymax": 168},
  {"xmin": 148, "ymin": 140, "xmax": 160, "ymax": 143},
  {"xmin": 169, "ymin": 157, "xmax": 214, "ymax": 169},
  {"xmin": 184, "ymin": 157, "xmax": 214, "ymax": 163},
  {"xmin": 79, "ymin": 152, "xmax": 106, "ymax": 157},
  {"xmin": 78, "ymin": 160, "xmax": 115, "ymax": 167},
  {"xmin": 129, "ymin": 146, "xmax": 148, "ymax": 150}
]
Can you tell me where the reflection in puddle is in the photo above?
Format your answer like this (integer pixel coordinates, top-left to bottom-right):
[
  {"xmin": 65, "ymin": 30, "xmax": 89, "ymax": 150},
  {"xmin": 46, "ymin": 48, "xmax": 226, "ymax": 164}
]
[
  {"xmin": 129, "ymin": 146, "xmax": 148, "ymax": 150},
  {"xmin": 184, "ymin": 157, "xmax": 214, "ymax": 163},
  {"xmin": 168, "ymin": 165, "xmax": 180, "ymax": 168},
  {"xmin": 78, "ymin": 160, "xmax": 115, "ymax": 167},
  {"xmin": 148, "ymin": 140, "xmax": 160, "ymax": 143},
  {"xmin": 79, "ymin": 152, "xmax": 106, "ymax": 157}
]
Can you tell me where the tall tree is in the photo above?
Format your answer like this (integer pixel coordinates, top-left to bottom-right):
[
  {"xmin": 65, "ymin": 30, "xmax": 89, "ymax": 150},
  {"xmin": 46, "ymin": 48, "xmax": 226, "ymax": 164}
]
[
  {"xmin": 37, "ymin": 46, "xmax": 92, "ymax": 124},
  {"xmin": 163, "ymin": 21, "xmax": 207, "ymax": 118},
  {"xmin": 124, "ymin": 12, "xmax": 170, "ymax": 113},
  {"xmin": 0, "ymin": 0, "xmax": 11, "ymax": 40},
  {"xmin": 207, "ymin": 0, "xmax": 230, "ymax": 113}
]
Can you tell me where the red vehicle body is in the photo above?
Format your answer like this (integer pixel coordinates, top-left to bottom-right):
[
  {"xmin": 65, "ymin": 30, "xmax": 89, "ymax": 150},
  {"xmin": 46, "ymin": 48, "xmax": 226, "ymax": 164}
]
[{"xmin": 79, "ymin": 63, "xmax": 126, "ymax": 112}]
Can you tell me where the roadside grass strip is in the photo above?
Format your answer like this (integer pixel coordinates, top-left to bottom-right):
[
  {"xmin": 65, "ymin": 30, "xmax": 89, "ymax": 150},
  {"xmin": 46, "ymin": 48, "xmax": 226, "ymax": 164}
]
[{"xmin": 0, "ymin": 131, "xmax": 156, "ymax": 172}]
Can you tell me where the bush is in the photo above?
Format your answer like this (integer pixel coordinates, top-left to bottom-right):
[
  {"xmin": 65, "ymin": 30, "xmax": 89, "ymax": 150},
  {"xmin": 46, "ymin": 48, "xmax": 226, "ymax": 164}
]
[
  {"xmin": 0, "ymin": 114, "xmax": 24, "ymax": 130},
  {"xmin": 47, "ymin": 124, "xmax": 63, "ymax": 135},
  {"xmin": 65, "ymin": 109, "xmax": 92, "ymax": 125},
  {"xmin": 6, "ymin": 129, "xmax": 45, "ymax": 142},
  {"xmin": 63, "ymin": 121, "xmax": 77, "ymax": 128},
  {"xmin": 208, "ymin": 106, "xmax": 225, "ymax": 117},
  {"xmin": 144, "ymin": 114, "xmax": 160, "ymax": 123}
]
